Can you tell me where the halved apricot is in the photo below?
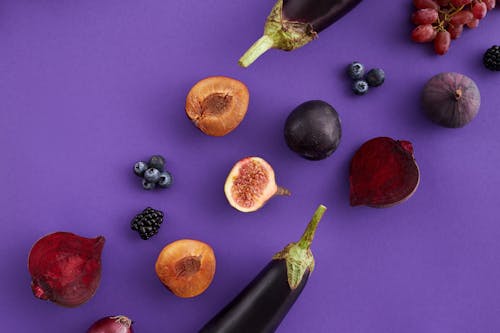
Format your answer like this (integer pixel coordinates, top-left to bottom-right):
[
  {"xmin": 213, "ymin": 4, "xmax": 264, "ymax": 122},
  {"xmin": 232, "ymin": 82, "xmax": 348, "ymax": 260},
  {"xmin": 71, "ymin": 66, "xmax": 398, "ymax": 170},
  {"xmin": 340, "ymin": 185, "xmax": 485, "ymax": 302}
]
[
  {"xmin": 185, "ymin": 76, "xmax": 249, "ymax": 136},
  {"xmin": 155, "ymin": 239, "xmax": 216, "ymax": 298}
]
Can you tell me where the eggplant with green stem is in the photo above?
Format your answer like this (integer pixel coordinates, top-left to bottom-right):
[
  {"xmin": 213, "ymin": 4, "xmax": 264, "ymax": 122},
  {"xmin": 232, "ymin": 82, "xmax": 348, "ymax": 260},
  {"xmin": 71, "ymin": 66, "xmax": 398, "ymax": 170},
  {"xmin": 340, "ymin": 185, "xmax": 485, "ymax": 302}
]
[
  {"xmin": 238, "ymin": 0, "xmax": 363, "ymax": 67},
  {"xmin": 199, "ymin": 205, "xmax": 327, "ymax": 333}
]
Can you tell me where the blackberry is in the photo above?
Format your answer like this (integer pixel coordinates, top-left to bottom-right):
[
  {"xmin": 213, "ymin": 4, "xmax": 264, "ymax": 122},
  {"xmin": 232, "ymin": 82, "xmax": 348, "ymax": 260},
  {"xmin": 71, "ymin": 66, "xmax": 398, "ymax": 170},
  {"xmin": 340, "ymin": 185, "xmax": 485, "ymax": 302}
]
[
  {"xmin": 483, "ymin": 45, "xmax": 500, "ymax": 71},
  {"xmin": 131, "ymin": 207, "xmax": 164, "ymax": 240}
]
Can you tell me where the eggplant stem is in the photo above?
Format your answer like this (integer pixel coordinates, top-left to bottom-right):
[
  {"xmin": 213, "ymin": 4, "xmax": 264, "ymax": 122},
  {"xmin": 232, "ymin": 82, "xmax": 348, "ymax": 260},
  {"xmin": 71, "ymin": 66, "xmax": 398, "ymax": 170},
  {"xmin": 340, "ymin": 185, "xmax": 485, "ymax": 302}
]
[
  {"xmin": 238, "ymin": 35, "xmax": 274, "ymax": 68},
  {"xmin": 297, "ymin": 205, "xmax": 327, "ymax": 250},
  {"xmin": 272, "ymin": 204, "xmax": 327, "ymax": 289}
]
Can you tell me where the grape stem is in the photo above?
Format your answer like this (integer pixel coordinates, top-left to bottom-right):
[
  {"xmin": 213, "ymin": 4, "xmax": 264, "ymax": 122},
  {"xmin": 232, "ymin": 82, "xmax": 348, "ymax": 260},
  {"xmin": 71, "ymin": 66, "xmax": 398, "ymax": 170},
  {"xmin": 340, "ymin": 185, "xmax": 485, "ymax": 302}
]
[{"xmin": 435, "ymin": 4, "xmax": 465, "ymax": 32}]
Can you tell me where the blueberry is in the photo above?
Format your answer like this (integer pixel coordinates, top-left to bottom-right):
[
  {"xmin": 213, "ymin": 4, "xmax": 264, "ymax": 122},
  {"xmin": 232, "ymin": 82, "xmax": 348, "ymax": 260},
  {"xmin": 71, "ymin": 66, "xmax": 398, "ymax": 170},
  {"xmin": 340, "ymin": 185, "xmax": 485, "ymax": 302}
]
[
  {"xmin": 133, "ymin": 161, "xmax": 148, "ymax": 177},
  {"xmin": 365, "ymin": 68, "xmax": 385, "ymax": 87},
  {"xmin": 148, "ymin": 155, "xmax": 165, "ymax": 172},
  {"xmin": 347, "ymin": 62, "xmax": 365, "ymax": 80},
  {"xmin": 142, "ymin": 178, "xmax": 156, "ymax": 190},
  {"xmin": 158, "ymin": 171, "xmax": 173, "ymax": 188},
  {"xmin": 144, "ymin": 168, "xmax": 161, "ymax": 183},
  {"xmin": 352, "ymin": 80, "xmax": 369, "ymax": 95}
]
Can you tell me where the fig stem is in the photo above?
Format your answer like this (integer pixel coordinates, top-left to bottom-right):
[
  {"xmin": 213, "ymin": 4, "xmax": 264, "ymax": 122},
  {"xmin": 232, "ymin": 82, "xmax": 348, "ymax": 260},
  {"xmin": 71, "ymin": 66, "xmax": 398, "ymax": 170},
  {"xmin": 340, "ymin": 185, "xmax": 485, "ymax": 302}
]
[
  {"xmin": 297, "ymin": 205, "xmax": 327, "ymax": 250},
  {"xmin": 238, "ymin": 35, "xmax": 274, "ymax": 68},
  {"xmin": 275, "ymin": 186, "xmax": 291, "ymax": 196}
]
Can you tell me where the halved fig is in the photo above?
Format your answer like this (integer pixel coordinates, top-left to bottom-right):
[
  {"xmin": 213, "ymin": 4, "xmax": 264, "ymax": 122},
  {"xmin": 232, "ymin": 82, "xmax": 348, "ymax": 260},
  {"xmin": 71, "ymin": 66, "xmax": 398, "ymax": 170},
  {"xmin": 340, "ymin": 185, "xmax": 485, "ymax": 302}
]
[
  {"xmin": 185, "ymin": 76, "xmax": 250, "ymax": 136},
  {"xmin": 155, "ymin": 239, "xmax": 216, "ymax": 298},
  {"xmin": 349, "ymin": 137, "xmax": 420, "ymax": 208},
  {"xmin": 224, "ymin": 157, "xmax": 290, "ymax": 213}
]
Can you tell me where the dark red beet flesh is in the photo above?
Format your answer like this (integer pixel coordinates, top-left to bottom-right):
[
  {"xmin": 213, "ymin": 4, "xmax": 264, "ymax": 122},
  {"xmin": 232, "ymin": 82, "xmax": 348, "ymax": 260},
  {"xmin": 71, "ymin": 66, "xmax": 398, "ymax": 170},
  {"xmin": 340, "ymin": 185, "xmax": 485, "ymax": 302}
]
[
  {"xmin": 28, "ymin": 232, "xmax": 105, "ymax": 307},
  {"xmin": 349, "ymin": 137, "xmax": 420, "ymax": 207}
]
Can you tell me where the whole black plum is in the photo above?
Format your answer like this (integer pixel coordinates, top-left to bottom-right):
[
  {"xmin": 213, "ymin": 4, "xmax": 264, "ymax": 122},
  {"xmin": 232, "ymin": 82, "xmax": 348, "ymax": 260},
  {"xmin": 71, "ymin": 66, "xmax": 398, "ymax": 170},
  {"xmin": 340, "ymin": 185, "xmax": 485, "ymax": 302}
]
[{"xmin": 284, "ymin": 100, "xmax": 342, "ymax": 160}]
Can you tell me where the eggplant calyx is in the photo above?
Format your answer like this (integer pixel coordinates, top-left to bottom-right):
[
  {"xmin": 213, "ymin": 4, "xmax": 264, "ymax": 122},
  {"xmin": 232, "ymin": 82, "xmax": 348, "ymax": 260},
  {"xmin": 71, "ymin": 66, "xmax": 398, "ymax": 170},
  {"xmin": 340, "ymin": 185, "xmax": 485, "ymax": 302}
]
[
  {"xmin": 238, "ymin": 0, "xmax": 317, "ymax": 68},
  {"xmin": 273, "ymin": 205, "xmax": 327, "ymax": 290}
]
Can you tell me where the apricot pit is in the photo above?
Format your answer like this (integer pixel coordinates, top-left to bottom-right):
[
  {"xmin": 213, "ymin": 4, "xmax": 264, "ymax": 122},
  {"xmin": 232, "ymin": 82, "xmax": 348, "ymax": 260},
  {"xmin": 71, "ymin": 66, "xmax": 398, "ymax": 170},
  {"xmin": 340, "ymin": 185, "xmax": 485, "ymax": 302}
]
[{"xmin": 155, "ymin": 239, "xmax": 216, "ymax": 298}]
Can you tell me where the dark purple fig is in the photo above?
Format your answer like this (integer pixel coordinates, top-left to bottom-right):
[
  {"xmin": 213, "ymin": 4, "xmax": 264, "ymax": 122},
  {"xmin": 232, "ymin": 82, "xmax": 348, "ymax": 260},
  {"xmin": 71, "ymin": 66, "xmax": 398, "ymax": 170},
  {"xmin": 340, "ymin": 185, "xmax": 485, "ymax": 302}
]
[{"xmin": 421, "ymin": 72, "xmax": 480, "ymax": 128}]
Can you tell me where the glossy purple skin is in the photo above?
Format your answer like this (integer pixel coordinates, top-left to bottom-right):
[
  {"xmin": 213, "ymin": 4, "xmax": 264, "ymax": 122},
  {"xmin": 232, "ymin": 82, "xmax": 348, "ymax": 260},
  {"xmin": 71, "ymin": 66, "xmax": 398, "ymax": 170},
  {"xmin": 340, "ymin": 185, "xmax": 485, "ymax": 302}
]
[
  {"xmin": 421, "ymin": 72, "xmax": 481, "ymax": 128},
  {"xmin": 283, "ymin": 0, "xmax": 363, "ymax": 32}
]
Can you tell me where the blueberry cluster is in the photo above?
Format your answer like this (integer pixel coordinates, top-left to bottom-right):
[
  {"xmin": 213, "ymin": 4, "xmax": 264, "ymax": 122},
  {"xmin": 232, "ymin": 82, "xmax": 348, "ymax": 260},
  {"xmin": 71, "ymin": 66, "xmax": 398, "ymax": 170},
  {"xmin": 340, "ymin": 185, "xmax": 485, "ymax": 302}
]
[
  {"xmin": 131, "ymin": 207, "xmax": 164, "ymax": 240},
  {"xmin": 134, "ymin": 155, "xmax": 173, "ymax": 190},
  {"xmin": 483, "ymin": 45, "xmax": 499, "ymax": 72},
  {"xmin": 347, "ymin": 62, "xmax": 385, "ymax": 95}
]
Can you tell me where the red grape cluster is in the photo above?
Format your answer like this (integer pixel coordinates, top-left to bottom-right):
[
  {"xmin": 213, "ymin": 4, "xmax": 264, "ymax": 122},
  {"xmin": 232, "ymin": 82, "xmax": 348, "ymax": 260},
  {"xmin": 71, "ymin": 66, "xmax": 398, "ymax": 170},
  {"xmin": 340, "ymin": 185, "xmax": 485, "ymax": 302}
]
[{"xmin": 411, "ymin": 0, "xmax": 496, "ymax": 55}]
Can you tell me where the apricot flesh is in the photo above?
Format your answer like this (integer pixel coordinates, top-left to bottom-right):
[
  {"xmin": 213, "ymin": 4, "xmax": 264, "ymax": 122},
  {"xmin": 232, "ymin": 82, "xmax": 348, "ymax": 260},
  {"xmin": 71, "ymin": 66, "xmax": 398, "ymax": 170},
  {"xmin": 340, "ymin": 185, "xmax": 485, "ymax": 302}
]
[
  {"xmin": 185, "ymin": 76, "xmax": 249, "ymax": 136},
  {"xmin": 155, "ymin": 239, "xmax": 216, "ymax": 298}
]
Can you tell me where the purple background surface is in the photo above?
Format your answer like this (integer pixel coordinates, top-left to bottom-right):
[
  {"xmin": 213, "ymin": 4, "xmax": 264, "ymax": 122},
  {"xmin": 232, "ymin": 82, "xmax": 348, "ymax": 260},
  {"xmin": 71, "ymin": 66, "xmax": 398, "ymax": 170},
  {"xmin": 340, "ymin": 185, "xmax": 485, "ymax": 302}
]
[{"xmin": 1, "ymin": 1, "xmax": 499, "ymax": 332}]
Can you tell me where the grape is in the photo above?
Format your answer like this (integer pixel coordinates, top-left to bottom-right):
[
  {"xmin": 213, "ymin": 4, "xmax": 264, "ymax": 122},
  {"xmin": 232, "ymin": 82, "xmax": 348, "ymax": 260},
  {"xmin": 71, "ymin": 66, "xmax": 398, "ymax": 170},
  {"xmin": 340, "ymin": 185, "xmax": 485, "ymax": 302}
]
[
  {"xmin": 434, "ymin": 31, "xmax": 451, "ymax": 55},
  {"xmin": 412, "ymin": 8, "xmax": 439, "ymax": 24},
  {"xmin": 448, "ymin": 24, "xmax": 464, "ymax": 39},
  {"xmin": 451, "ymin": 0, "xmax": 473, "ymax": 6},
  {"xmin": 413, "ymin": 0, "xmax": 440, "ymax": 9},
  {"xmin": 484, "ymin": 0, "xmax": 496, "ymax": 10},
  {"xmin": 449, "ymin": 10, "xmax": 474, "ymax": 25},
  {"xmin": 437, "ymin": 0, "xmax": 450, "ymax": 5},
  {"xmin": 466, "ymin": 18, "xmax": 480, "ymax": 28},
  {"xmin": 472, "ymin": 1, "xmax": 487, "ymax": 19},
  {"xmin": 411, "ymin": 24, "xmax": 438, "ymax": 42}
]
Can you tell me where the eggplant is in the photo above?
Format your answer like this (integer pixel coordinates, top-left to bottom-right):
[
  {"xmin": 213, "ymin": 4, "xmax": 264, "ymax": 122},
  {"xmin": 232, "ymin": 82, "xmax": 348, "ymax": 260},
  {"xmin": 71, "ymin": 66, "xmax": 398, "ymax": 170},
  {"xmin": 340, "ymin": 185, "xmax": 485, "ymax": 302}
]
[
  {"xmin": 199, "ymin": 205, "xmax": 327, "ymax": 333},
  {"xmin": 238, "ymin": 0, "xmax": 363, "ymax": 67}
]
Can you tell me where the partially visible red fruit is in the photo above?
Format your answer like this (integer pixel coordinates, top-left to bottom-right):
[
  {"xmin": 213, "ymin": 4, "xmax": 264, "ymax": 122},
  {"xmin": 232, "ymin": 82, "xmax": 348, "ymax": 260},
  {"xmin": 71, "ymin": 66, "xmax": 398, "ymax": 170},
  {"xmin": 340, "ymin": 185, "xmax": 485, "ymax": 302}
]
[
  {"xmin": 472, "ymin": 1, "xmax": 488, "ymax": 19},
  {"xmin": 448, "ymin": 24, "xmax": 464, "ymax": 39},
  {"xmin": 28, "ymin": 232, "xmax": 105, "ymax": 307},
  {"xmin": 411, "ymin": 8, "xmax": 439, "ymax": 24},
  {"xmin": 87, "ymin": 315, "xmax": 134, "ymax": 333},
  {"xmin": 466, "ymin": 18, "xmax": 480, "ymax": 28},
  {"xmin": 434, "ymin": 31, "xmax": 451, "ymax": 55},
  {"xmin": 449, "ymin": 10, "xmax": 474, "ymax": 25},
  {"xmin": 349, "ymin": 137, "xmax": 420, "ymax": 208},
  {"xmin": 451, "ymin": 0, "xmax": 473, "ymax": 6},
  {"xmin": 411, "ymin": 24, "xmax": 437, "ymax": 42},
  {"xmin": 413, "ymin": 0, "xmax": 440, "ymax": 9},
  {"xmin": 484, "ymin": 0, "xmax": 496, "ymax": 10}
]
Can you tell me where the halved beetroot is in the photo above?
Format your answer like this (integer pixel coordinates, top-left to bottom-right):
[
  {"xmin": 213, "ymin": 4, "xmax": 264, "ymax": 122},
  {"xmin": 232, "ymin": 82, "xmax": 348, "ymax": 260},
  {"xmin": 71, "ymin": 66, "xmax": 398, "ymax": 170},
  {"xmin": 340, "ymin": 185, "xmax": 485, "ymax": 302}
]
[{"xmin": 349, "ymin": 137, "xmax": 420, "ymax": 208}]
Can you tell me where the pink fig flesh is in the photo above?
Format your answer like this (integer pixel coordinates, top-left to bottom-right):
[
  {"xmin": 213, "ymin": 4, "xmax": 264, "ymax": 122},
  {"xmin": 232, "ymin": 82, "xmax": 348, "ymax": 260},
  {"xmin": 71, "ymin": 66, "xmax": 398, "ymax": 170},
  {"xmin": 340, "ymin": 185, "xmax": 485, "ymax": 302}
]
[
  {"xmin": 28, "ymin": 231, "xmax": 105, "ymax": 307},
  {"xmin": 349, "ymin": 137, "xmax": 420, "ymax": 207},
  {"xmin": 224, "ymin": 157, "xmax": 290, "ymax": 212}
]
